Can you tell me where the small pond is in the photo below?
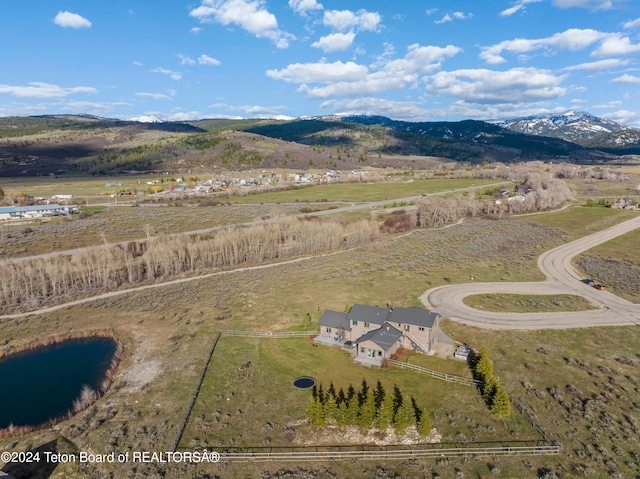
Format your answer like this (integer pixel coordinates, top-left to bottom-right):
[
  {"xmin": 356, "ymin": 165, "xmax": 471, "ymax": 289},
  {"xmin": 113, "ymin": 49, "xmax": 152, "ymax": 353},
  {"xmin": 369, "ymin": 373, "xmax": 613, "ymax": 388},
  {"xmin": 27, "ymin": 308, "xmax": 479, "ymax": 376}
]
[{"xmin": 0, "ymin": 337, "xmax": 118, "ymax": 429}]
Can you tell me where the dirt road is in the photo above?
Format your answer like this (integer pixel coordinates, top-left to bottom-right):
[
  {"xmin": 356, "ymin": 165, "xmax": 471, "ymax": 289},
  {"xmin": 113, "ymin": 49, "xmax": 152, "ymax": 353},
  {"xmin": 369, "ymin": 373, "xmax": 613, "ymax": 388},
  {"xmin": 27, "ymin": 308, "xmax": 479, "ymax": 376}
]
[{"xmin": 420, "ymin": 215, "xmax": 640, "ymax": 330}]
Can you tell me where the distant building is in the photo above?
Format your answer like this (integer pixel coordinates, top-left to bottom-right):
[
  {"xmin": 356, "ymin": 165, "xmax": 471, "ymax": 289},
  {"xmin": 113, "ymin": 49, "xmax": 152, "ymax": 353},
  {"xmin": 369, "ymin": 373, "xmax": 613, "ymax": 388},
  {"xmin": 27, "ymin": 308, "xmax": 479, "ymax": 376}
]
[{"xmin": 0, "ymin": 204, "xmax": 67, "ymax": 220}]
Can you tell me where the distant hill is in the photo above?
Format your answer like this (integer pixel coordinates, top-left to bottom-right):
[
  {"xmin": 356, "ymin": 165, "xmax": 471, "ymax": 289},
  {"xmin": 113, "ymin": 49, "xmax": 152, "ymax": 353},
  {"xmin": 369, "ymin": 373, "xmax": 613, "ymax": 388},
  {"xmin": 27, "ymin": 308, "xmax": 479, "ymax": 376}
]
[{"xmin": 0, "ymin": 113, "xmax": 630, "ymax": 177}]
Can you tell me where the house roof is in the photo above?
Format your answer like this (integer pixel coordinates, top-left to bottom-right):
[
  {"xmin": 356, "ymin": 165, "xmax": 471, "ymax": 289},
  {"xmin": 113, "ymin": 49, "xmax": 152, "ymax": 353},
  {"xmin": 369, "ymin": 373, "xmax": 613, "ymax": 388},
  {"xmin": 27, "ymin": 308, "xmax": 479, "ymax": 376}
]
[
  {"xmin": 355, "ymin": 324, "xmax": 402, "ymax": 351},
  {"xmin": 388, "ymin": 306, "xmax": 439, "ymax": 329},
  {"xmin": 346, "ymin": 304, "xmax": 389, "ymax": 326},
  {"xmin": 0, "ymin": 204, "xmax": 63, "ymax": 214},
  {"xmin": 317, "ymin": 310, "xmax": 350, "ymax": 331}
]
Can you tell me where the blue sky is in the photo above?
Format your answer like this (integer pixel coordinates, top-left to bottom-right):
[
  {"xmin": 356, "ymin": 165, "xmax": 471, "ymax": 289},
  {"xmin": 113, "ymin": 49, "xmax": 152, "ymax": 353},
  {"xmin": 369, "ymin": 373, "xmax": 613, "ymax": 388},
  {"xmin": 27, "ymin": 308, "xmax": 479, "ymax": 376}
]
[{"xmin": 2, "ymin": 0, "xmax": 640, "ymax": 125}]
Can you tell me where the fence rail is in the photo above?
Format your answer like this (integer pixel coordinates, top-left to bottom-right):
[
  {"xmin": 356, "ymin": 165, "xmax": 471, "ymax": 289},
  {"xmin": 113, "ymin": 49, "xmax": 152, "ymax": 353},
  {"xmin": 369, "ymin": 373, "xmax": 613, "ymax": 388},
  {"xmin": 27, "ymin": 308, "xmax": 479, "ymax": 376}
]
[
  {"xmin": 216, "ymin": 445, "xmax": 560, "ymax": 462},
  {"xmin": 220, "ymin": 330, "xmax": 316, "ymax": 338},
  {"xmin": 388, "ymin": 359, "xmax": 482, "ymax": 387}
]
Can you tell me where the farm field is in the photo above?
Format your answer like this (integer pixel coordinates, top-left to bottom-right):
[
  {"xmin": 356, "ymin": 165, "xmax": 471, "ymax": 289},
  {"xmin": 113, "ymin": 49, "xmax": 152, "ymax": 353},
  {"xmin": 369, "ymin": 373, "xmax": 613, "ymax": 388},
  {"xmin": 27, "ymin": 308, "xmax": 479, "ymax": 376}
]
[{"xmin": 1, "ymin": 171, "xmax": 640, "ymax": 478}]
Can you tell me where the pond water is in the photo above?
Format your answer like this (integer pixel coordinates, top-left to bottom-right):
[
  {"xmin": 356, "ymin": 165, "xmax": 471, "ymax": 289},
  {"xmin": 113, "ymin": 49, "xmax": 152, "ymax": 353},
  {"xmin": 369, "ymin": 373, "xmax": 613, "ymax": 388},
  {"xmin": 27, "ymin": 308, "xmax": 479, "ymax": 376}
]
[{"xmin": 0, "ymin": 337, "xmax": 117, "ymax": 429}]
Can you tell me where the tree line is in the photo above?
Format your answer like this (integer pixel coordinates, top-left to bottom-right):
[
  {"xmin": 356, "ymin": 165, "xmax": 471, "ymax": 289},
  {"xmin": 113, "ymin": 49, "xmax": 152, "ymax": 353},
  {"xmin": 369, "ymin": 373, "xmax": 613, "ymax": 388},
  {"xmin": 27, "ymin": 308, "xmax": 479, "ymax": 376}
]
[
  {"xmin": 473, "ymin": 346, "xmax": 511, "ymax": 417},
  {"xmin": 0, "ymin": 217, "xmax": 379, "ymax": 313},
  {"xmin": 305, "ymin": 379, "xmax": 432, "ymax": 436}
]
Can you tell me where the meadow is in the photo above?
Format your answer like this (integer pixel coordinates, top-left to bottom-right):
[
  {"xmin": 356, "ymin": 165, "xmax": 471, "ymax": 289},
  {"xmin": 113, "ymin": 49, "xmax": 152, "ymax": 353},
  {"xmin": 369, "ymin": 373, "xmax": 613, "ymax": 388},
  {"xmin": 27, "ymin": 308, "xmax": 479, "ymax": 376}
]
[{"xmin": 0, "ymin": 170, "xmax": 639, "ymax": 478}]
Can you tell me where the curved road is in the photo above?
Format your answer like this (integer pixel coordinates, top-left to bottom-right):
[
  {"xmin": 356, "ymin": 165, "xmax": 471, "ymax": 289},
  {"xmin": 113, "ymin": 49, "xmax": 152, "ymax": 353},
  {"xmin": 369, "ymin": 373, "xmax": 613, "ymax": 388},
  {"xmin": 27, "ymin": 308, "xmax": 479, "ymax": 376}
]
[{"xmin": 421, "ymin": 215, "xmax": 640, "ymax": 330}]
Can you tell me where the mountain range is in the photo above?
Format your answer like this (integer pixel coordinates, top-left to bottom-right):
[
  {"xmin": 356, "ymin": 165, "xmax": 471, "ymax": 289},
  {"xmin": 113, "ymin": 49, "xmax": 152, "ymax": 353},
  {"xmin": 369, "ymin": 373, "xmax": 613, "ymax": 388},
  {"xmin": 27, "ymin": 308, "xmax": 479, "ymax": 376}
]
[{"xmin": 0, "ymin": 111, "xmax": 638, "ymax": 176}]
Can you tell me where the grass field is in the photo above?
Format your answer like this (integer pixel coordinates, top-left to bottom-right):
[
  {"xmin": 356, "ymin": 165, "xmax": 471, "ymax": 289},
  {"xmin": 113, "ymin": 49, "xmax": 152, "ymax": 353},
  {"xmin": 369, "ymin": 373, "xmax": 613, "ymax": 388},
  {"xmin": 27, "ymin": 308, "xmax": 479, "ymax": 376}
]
[
  {"xmin": 180, "ymin": 336, "xmax": 537, "ymax": 451},
  {"xmin": 226, "ymin": 178, "xmax": 503, "ymax": 204},
  {"xmin": 1, "ymin": 182, "xmax": 639, "ymax": 477},
  {"xmin": 463, "ymin": 293, "xmax": 598, "ymax": 313}
]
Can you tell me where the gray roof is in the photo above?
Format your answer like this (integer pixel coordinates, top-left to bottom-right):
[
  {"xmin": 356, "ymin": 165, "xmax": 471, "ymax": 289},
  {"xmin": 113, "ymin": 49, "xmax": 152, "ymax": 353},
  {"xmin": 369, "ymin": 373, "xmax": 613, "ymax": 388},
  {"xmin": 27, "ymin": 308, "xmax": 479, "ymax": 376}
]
[
  {"xmin": 346, "ymin": 304, "xmax": 390, "ymax": 326},
  {"xmin": 317, "ymin": 310, "xmax": 350, "ymax": 331},
  {"xmin": 355, "ymin": 324, "xmax": 402, "ymax": 351},
  {"xmin": 346, "ymin": 304, "xmax": 438, "ymax": 329},
  {"xmin": 387, "ymin": 306, "xmax": 439, "ymax": 329}
]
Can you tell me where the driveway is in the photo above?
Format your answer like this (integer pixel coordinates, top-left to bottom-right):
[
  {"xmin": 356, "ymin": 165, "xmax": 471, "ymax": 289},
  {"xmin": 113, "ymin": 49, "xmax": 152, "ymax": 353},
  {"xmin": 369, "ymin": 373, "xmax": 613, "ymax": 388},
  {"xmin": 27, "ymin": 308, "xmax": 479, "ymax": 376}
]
[{"xmin": 420, "ymin": 215, "xmax": 640, "ymax": 330}]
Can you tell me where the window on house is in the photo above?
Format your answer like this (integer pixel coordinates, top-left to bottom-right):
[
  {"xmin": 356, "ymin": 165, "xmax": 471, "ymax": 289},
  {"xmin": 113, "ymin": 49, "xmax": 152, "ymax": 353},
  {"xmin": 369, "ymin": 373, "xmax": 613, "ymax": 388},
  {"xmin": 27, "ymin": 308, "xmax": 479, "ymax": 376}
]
[
  {"xmin": 326, "ymin": 327, "xmax": 332, "ymax": 333},
  {"xmin": 360, "ymin": 347, "xmax": 365, "ymax": 353},
  {"xmin": 364, "ymin": 322, "xmax": 369, "ymax": 327},
  {"xmin": 378, "ymin": 351, "xmax": 382, "ymax": 357},
  {"xmin": 404, "ymin": 325, "xmax": 410, "ymax": 332},
  {"xmin": 352, "ymin": 319, "xmax": 358, "ymax": 326},
  {"xmin": 418, "ymin": 327, "xmax": 425, "ymax": 332}
]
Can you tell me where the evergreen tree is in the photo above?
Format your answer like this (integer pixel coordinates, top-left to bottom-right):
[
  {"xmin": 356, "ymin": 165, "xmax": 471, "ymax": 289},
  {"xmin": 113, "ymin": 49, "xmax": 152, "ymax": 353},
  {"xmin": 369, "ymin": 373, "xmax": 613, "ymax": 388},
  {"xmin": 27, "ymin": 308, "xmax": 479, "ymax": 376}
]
[
  {"xmin": 475, "ymin": 346, "xmax": 494, "ymax": 380},
  {"xmin": 483, "ymin": 376, "xmax": 499, "ymax": 406},
  {"xmin": 374, "ymin": 393, "xmax": 394, "ymax": 431},
  {"xmin": 491, "ymin": 385, "xmax": 511, "ymax": 417},
  {"xmin": 335, "ymin": 401, "xmax": 349, "ymax": 428},
  {"xmin": 392, "ymin": 384, "xmax": 403, "ymax": 418},
  {"xmin": 307, "ymin": 394, "xmax": 325, "ymax": 428},
  {"xmin": 357, "ymin": 388, "xmax": 376, "ymax": 432},
  {"xmin": 346, "ymin": 384, "xmax": 356, "ymax": 403},
  {"xmin": 324, "ymin": 391, "xmax": 338, "ymax": 422},
  {"xmin": 344, "ymin": 398, "xmax": 358, "ymax": 426},
  {"xmin": 374, "ymin": 380, "xmax": 385, "ymax": 410},
  {"xmin": 417, "ymin": 407, "xmax": 432, "ymax": 436},
  {"xmin": 358, "ymin": 379, "xmax": 369, "ymax": 407},
  {"xmin": 337, "ymin": 388, "xmax": 346, "ymax": 406},
  {"xmin": 393, "ymin": 402, "xmax": 410, "ymax": 434}
]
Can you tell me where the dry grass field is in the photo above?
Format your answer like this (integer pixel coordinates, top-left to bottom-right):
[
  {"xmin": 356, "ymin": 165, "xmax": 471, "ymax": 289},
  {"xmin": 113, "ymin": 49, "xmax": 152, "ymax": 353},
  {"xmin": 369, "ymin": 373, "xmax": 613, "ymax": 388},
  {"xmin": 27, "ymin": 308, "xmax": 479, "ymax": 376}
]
[{"xmin": 1, "ymin": 172, "xmax": 640, "ymax": 478}]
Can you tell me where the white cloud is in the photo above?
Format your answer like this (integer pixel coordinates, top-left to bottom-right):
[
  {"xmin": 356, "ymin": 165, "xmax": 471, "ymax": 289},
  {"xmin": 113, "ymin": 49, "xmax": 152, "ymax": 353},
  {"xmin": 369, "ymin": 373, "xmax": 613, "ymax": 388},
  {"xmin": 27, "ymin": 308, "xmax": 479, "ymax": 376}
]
[
  {"xmin": 624, "ymin": 17, "xmax": 640, "ymax": 29},
  {"xmin": 591, "ymin": 34, "xmax": 640, "ymax": 56},
  {"xmin": 0, "ymin": 82, "xmax": 96, "ymax": 98},
  {"xmin": 592, "ymin": 100, "xmax": 622, "ymax": 108},
  {"xmin": 311, "ymin": 32, "xmax": 355, "ymax": 52},
  {"xmin": 132, "ymin": 61, "xmax": 143, "ymax": 67},
  {"xmin": 190, "ymin": 0, "xmax": 293, "ymax": 48},
  {"xmin": 289, "ymin": 0, "xmax": 322, "ymax": 15},
  {"xmin": 136, "ymin": 92, "xmax": 171, "ymax": 100},
  {"xmin": 320, "ymin": 97, "xmax": 427, "ymax": 121},
  {"xmin": 323, "ymin": 9, "xmax": 381, "ymax": 32},
  {"xmin": 179, "ymin": 54, "xmax": 196, "ymax": 65},
  {"xmin": 152, "ymin": 68, "xmax": 182, "ymax": 80},
  {"xmin": 500, "ymin": 0, "xmax": 543, "ymax": 17},
  {"xmin": 198, "ymin": 54, "xmax": 221, "ymax": 66},
  {"xmin": 268, "ymin": 44, "xmax": 461, "ymax": 99},
  {"xmin": 602, "ymin": 109, "xmax": 640, "ymax": 127},
  {"xmin": 610, "ymin": 73, "xmax": 640, "ymax": 83},
  {"xmin": 427, "ymin": 67, "xmax": 566, "ymax": 104},
  {"xmin": 480, "ymin": 28, "xmax": 609, "ymax": 64},
  {"xmin": 434, "ymin": 12, "xmax": 473, "ymax": 24},
  {"xmin": 266, "ymin": 61, "xmax": 368, "ymax": 83},
  {"xmin": 53, "ymin": 11, "xmax": 92, "ymax": 29},
  {"xmin": 552, "ymin": 0, "xmax": 626, "ymax": 9},
  {"xmin": 563, "ymin": 58, "xmax": 628, "ymax": 72},
  {"xmin": 190, "ymin": 27, "xmax": 203, "ymax": 34}
]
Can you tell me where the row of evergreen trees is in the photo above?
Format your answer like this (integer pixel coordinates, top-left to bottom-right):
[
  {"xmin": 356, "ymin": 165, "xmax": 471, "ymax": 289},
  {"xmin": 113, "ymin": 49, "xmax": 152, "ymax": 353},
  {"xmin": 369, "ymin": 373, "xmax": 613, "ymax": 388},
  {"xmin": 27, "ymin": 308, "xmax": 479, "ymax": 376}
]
[
  {"xmin": 473, "ymin": 346, "xmax": 511, "ymax": 417},
  {"xmin": 306, "ymin": 379, "xmax": 432, "ymax": 435}
]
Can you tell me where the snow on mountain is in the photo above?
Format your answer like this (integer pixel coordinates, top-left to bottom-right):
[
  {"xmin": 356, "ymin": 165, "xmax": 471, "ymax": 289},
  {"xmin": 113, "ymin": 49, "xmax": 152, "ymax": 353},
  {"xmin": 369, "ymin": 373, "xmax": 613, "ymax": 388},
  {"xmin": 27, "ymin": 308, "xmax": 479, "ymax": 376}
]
[
  {"xmin": 495, "ymin": 111, "xmax": 628, "ymax": 143},
  {"xmin": 129, "ymin": 115, "xmax": 163, "ymax": 123}
]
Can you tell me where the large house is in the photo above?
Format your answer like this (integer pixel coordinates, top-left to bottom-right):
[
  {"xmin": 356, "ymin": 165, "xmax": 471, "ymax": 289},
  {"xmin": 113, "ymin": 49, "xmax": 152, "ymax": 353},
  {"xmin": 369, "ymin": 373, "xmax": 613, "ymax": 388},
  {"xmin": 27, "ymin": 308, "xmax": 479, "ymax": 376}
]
[{"xmin": 315, "ymin": 304, "xmax": 441, "ymax": 367}]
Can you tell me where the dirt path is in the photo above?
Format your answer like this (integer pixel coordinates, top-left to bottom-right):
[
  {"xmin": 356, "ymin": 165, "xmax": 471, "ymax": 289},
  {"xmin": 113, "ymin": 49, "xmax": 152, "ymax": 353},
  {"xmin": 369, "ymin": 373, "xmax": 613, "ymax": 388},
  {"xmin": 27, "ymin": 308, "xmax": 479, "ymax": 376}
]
[{"xmin": 420, "ymin": 215, "xmax": 640, "ymax": 330}]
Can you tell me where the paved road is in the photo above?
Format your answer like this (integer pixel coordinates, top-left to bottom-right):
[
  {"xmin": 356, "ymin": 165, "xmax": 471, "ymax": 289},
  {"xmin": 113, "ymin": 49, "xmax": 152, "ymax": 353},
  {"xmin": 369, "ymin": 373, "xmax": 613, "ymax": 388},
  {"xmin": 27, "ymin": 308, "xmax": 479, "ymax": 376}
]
[{"xmin": 420, "ymin": 215, "xmax": 640, "ymax": 330}]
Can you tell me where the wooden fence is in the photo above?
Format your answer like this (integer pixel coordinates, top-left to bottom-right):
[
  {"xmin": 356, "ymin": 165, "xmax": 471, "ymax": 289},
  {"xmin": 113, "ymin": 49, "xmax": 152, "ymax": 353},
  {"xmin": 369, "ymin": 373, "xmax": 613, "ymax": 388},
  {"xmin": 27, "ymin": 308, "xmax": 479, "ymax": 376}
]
[
  {"xmin": 219, "ymin": 330, "xmax": 316, "ymax": 338},
  {"xmin": 211, "ymin": 443, "xmax": 560, "ymax": 462},
  {"xmin": 387, "ymin": 359, "xmax": 482, "ymax": 387}
]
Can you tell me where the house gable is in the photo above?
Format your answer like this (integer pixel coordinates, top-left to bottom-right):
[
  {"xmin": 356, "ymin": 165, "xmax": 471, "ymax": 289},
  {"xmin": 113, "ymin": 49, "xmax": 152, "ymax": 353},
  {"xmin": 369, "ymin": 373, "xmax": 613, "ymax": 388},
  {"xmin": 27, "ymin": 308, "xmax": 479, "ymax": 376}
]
[
  {"xmin": 317, "ymin": 310, "xmax": 350, "ymax": 332},
  {"xmin": 346, "ymin": 304, "xmax": 389, "ymax": 327}
]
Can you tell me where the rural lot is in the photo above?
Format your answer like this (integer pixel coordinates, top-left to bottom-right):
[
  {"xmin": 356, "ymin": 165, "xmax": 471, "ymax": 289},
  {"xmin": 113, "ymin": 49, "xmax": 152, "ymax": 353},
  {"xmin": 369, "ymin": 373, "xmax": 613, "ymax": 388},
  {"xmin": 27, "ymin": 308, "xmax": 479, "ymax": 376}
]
[{"xmin": 0, "ymin": 116, "xmax": 640, "ymax": 479}]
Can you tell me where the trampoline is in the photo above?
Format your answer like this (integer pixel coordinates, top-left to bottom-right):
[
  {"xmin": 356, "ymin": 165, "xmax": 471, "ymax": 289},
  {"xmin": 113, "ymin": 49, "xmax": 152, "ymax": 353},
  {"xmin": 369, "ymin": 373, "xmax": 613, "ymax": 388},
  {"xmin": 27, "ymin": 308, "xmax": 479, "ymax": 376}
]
[{"xmin": 292, "ymin": 376, "xmax": 316, "ymax": 389}]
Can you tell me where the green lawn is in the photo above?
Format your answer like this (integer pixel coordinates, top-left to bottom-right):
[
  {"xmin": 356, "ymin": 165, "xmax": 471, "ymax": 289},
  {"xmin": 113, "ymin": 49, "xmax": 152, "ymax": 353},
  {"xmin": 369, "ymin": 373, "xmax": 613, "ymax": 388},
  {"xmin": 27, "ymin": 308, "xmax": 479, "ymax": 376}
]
[{"xmin": 180, "ymin": 336, "xmax": 538, "ymax": 450}]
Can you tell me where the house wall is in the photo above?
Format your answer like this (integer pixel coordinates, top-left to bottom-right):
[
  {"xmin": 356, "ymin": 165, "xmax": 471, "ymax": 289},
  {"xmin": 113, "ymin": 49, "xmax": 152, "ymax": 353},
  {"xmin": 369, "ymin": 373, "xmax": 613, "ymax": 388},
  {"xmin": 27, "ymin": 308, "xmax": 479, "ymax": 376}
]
[
  {"xmin": 348, "ymin": 320, "xmax": 383, "ymax": 342},
  {"xmin": 356, "ymin": 339, "xmax": 400, "ymax": 361}
]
